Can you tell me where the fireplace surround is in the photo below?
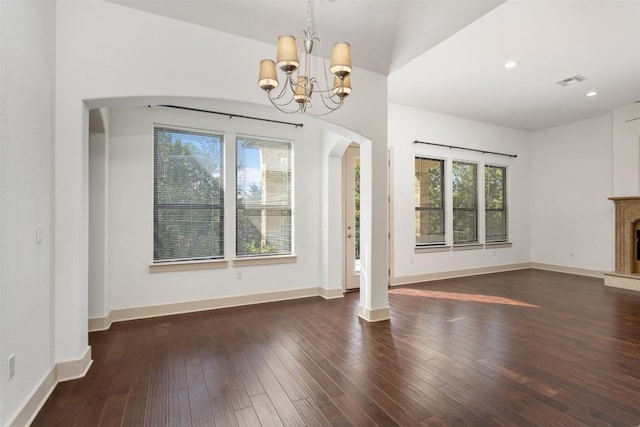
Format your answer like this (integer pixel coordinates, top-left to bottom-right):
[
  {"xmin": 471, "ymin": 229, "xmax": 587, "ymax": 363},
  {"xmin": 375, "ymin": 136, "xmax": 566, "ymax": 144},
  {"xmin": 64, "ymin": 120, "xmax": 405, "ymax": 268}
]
[{"xmin": 605, "ymin": 196, "xmax": 640, "ymax": 291}]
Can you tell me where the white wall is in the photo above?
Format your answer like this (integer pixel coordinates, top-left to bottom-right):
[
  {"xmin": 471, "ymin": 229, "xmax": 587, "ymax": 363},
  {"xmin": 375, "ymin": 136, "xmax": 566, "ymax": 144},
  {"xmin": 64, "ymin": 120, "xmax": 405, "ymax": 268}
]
[
  {"xmin": 56, "ymin": 0, "xmax": 389, "ymax": 366},
  {"xmin": 97, "ymin": 104, "xmax": 327, "ymax": 311},
  {"xmin": 388, "ymin": 104, "xmax": 530, "ymax": 281},
  {"xmin": 612, "ymin": 104, "xmax": 640, "ymax": 196},
  {"xmin": 0, "ymin": 1, "xmax": 56, "ymax": 425},
  {"xmin": 529, "ymin": 114, "xmax": 614, "ymax": 272}
]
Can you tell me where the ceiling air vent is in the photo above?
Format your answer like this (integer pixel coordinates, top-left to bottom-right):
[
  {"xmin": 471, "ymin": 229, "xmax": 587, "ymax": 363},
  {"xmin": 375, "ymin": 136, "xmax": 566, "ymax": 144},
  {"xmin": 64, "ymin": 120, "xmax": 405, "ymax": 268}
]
[{"xmin": 556, "ymin": 75, "xmax": 587, "ymax": 87}]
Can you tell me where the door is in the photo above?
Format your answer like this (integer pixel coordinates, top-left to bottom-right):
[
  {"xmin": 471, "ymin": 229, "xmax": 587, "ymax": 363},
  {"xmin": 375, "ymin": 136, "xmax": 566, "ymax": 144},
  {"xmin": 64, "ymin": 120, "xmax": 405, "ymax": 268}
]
[{"xmin": 344, "ymin": 145, "xmax": 360, "ymax": 290}]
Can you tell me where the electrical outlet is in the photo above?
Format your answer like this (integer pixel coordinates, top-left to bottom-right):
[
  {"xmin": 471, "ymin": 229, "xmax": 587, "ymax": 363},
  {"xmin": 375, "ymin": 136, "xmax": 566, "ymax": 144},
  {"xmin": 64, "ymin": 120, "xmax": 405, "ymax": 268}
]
[
  {"xmin": 8, "ymin": 354, "xmax": 15, "ymax": 380},
  {"xmin": 236, "ymin": 271, "xmax": 242, "ymax": 279}
]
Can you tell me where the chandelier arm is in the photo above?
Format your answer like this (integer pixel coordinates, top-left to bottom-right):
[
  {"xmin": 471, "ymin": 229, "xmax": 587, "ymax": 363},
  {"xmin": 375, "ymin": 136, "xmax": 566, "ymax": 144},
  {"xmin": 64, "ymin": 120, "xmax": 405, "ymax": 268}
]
[
  {"xmin": 268, "ymin": 76, "xmax": 293, "ymax": 103},
  {"xmin": 266, "ymin": 85, "xmax": 296, "ymax": 109},
  {"xmin": 267, "ymin": 91, "xmax": 299, "ymax": 110},
  {"xmin": 266, "ymin": 94, "xmax": 302, "ymax": 114},
  {"xmin": 299, "ymin": 101, "xmax": 343, "ymax": 117},
  {"xmin": 317, "ymin": 92, "xmax": 344, "ymax": 110}
]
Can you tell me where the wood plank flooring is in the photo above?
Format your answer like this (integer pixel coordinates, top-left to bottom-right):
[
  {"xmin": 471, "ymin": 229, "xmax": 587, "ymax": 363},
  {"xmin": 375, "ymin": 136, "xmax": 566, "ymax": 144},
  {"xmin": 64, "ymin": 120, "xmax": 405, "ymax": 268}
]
[{"xmin": 33, "ymin": 269, "xmax": 640, "ymax": 426}]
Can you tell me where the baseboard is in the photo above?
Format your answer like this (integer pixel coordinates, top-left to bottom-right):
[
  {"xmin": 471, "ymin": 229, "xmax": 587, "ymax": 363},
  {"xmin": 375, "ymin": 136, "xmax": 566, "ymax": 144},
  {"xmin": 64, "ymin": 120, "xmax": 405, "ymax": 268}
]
[
  {"xmin": 604, "ymin": 273, "xmax": 640, "ymax": 291},
  {"xmin": 89, "ymin": 286, "xmax": 344, "ymax": 332},
  {"xmin": 391, "ymin": 263, "xmax": 531, "ymax": 286},
  {"xmin": 358, "ymin": 305, "xmax": 390, "ymax": 322},
  {"xmin": 391, "ymin": 262, "xmax": 604, "ymax": 287},
  {"xmin": 530, "ymin": 263, "xmax": 604, "ymax": 278},
  {"xmin": 319, "ymin": 287, "xmax": 344, "ymax": 299},
  {"xmin": 57, "ymin": 346, "xmax": 93, "ymax": 382},
  {"xmin": 7, "ymin": 367, "xmax": 57, "ymax": 427},
  {"xmin": 88, "ymin": 312, "xmax": 113, "ymax": 332},
  {"xmin": 7, "ymin": 346, "xmax": 93, "ymax": 427}
]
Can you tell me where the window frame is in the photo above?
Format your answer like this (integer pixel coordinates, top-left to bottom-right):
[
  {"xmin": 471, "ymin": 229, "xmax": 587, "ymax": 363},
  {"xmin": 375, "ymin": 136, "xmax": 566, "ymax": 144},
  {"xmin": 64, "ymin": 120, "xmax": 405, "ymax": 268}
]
[
  {"xmin": 235, "ymin": 135, "xmax": 293, "ymax": 259},
  {"xmin": 152, "ymin": 125, "xmax": 225, "ymax": 264},
  {"xmin": 414, "ymin": 156, "xmax": 446, "ymax": 247},
  {"xmin": 484, "ymin": 164, "xmax": 508, "ymax": 243},
  {"xmin": 452, "ymin": 160, "xmax": 478, "ymax": 245}
]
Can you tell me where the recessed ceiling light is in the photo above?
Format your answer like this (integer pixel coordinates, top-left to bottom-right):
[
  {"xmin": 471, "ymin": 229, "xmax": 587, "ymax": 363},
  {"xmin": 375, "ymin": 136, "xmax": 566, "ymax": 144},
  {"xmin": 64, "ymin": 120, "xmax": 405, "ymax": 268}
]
[
  {"xmin": 586, "ymin": 91, "xmax": 598, "ymax": 97},
  {"xmin": 504, "ymin": 61, "xmax": 518, "ymax": 69}
]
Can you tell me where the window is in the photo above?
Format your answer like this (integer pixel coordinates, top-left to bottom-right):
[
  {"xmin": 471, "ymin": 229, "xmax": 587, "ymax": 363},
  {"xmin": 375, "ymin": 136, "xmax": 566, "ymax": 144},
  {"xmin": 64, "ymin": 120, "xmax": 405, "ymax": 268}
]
[
  {"xmin": 153, "ymin": 127, "xmax": 224, "ymax": 262},
  {"xmin": 236, "ymin": 137, "xmax": 292, "ymax": 257},
  {"xmin": 415, "ymin": 157, "xmax": 444, "ymax": 245},
  {"xmin": 452, "ymin": 161, "xmax": 478, "ymax": 244},
  {"xmin": 485, "ymin": 165, "xmax": 507, "ymax": 242}
]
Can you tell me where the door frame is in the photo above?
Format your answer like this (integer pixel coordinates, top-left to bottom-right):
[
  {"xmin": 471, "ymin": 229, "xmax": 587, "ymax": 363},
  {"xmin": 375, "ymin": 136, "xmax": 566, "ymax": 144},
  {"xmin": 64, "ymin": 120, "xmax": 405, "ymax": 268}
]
[{"xmin": 343, "ymin": 144, "xmax": 360, "ymax": 290}]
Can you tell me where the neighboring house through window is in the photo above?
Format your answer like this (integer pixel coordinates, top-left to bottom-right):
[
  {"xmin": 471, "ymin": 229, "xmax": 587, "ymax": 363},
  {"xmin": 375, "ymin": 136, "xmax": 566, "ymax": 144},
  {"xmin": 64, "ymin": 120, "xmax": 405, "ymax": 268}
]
[{"xmin": 236, "ymin": 136, "xmax": 292, "ymax": 257}]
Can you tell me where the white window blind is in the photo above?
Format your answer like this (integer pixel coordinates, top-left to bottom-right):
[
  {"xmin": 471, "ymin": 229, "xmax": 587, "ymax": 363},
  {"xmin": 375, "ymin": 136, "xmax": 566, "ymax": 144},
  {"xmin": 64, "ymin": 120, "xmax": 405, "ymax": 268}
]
[
  {"xmin": 452, "ymin": 161, "xmax": 478, "ymax": 244},
  {"xmin": 236, "ymin": 136, "xmax": 292, "ymax": 257},
  {"xmin": 485, "ymin": 165, "xmax": 508, "ymax": 242},
  {"xmin": 153, "ymin": 126, "xmax": 224, "ymax": 262}
]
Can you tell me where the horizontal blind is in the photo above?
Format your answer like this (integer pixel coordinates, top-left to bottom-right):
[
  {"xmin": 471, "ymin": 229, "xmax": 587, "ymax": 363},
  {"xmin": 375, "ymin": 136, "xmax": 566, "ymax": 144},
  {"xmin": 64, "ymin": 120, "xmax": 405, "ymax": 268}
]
[
  {"xmin": 485, "ymin": 165, "xmax": 508, "ymax": 242},
  {"xmin": 236, "ymin": 136, "xmax": 292, "ymax": 257},
  {"xmin": 452, "ymin": 161, "xmax": 478, "ymax": 244},
  {"xmin": 154, "ymin": 127, "xmax": 224, "ymax": 262},
  {"xmin": 415, "ymin": 157, "xmax": 445, "ymax": 245}
]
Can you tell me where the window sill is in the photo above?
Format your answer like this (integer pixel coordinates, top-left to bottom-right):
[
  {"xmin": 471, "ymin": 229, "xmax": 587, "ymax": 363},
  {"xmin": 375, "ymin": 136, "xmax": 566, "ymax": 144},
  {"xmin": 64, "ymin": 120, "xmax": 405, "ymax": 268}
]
[
  {"xmin": 233, "ymin": 255, "xmax": 297, "ymax": 267},
  {"xmin": 485, "ymin": 241, "xmax": 512, "ymax": 249},
  {"xmin": 452, "ymin": 243, "xmax": 483, "ymax": 252},
  {"xmin": 149, "ymin": 259, "xmax": 228, "ymax": 273},
  {"xmin": 415, "ymin": 245, "xmax": 451, "ymax": 253}
]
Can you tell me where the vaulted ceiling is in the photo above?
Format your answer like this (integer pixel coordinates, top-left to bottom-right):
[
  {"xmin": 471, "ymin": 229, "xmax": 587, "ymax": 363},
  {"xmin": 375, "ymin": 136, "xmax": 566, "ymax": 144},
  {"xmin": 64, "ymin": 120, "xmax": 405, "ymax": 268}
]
[{"xmin": 110, "ymin": 0, "xmax": 640, "ymax": 131}]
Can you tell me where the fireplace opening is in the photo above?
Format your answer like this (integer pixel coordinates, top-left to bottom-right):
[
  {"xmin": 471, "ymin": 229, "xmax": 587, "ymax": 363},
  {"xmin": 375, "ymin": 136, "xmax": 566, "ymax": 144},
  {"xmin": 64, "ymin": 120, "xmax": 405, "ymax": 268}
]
[{"xmin": 637, "ymin": 229, "xmax": 640, "ymax": 261}]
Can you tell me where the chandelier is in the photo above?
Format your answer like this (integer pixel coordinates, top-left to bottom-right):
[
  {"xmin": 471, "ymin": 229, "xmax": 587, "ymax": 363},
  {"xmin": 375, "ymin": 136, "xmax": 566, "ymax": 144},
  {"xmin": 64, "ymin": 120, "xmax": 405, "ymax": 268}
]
[{"xmin": 257, "ymin": 0, "xmax": 352, "ymax": 116}]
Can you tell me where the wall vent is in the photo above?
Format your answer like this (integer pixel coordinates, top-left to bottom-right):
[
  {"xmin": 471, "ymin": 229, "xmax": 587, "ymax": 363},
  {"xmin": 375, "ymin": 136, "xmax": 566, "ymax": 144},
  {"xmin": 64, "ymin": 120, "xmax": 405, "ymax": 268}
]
[{"xmin": 556, "ymin": 75, "xmax": 587, "ymax": 87}]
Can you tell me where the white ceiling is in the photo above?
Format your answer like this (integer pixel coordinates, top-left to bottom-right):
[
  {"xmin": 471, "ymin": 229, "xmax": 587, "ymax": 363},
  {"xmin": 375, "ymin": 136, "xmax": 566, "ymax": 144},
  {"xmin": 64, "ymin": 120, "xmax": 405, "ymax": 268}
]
[
  {"xmin": 110, "ymin": 0, "xmax": 640, "ymax": 131},
  {"xmin": 389, "ymin": 0, "xmax": 640, "ymax": 131}
]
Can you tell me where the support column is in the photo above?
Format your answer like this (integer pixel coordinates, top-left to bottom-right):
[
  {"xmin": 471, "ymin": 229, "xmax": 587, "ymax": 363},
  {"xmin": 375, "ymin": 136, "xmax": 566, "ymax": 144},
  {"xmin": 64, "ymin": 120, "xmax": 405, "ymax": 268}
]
[
  {"xmin": 54, "ymin": 100, "xmax": 92, "ymax": 379},
  {"xmin": 358, "ymin": 138, "xmax": 390, "ymax": 322}
]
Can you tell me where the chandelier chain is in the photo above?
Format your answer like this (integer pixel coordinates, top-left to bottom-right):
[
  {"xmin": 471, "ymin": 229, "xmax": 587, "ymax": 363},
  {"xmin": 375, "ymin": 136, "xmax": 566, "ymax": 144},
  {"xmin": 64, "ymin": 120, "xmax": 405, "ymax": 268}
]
[{"xmin": 306, "ymin": 0, "xmax": 312, "ymax": 35}]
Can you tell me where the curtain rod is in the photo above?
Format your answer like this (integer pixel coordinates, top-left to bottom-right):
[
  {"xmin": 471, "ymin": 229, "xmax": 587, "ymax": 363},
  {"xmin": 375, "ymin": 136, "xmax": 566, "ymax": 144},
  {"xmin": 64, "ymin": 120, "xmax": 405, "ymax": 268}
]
[
  {"xmin": 413, "ymin": 140, "xmax": 517, "ymax": 158},
  {"xmin": 151, "ymin": 105, "xmax": 304, "ymax": 128}
]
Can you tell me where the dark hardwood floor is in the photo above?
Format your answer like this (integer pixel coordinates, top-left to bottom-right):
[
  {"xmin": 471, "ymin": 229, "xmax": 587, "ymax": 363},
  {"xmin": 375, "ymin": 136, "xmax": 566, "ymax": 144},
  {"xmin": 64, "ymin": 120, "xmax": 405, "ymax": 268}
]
[{"xmin": 33, "ymin": 269, "xmax": 640, "ymax": 426}]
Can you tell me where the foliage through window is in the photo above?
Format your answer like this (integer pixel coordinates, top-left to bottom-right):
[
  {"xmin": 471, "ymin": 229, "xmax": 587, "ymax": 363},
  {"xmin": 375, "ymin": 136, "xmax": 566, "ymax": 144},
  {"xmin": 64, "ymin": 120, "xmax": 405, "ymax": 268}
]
[
  {"xmin": 485, "ymin": 165, "xmax": 507, "ymax": 242},
  {"xmin": 415, "ymin": 157, "xmax": 444, "ymax": 245},
  {"xmin": 236, "ymin": 137, "xmax": 292, "ymax": 257},
  {"xmin": 452, "ymin": 161, "xmax": 478, "ymax": 244},
  {"xmin": 153, "ymin": 127, "xmax": 224, "ymax": 262}
]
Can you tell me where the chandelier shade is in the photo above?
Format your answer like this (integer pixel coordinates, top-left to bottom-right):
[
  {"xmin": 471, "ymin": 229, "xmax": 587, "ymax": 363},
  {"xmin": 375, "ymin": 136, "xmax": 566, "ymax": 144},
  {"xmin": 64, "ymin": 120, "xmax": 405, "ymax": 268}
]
[
  {"xmin": 276, "ymin": 36, "xmax": 299, "ymax": 72},
  {"xmin": 258, "ymin": 59, "xmax": 279, "ymax": 91},
  {"xmin": 257, "ymin": 0, "xmax": 352, "ymax": 116},
  {"xmin": 329, "ymin": 42, "xmax": 352, "ymax": 77},
  {"xmin": 333, "ymin": 75, "xmax": 351, "ymax": 98}
]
